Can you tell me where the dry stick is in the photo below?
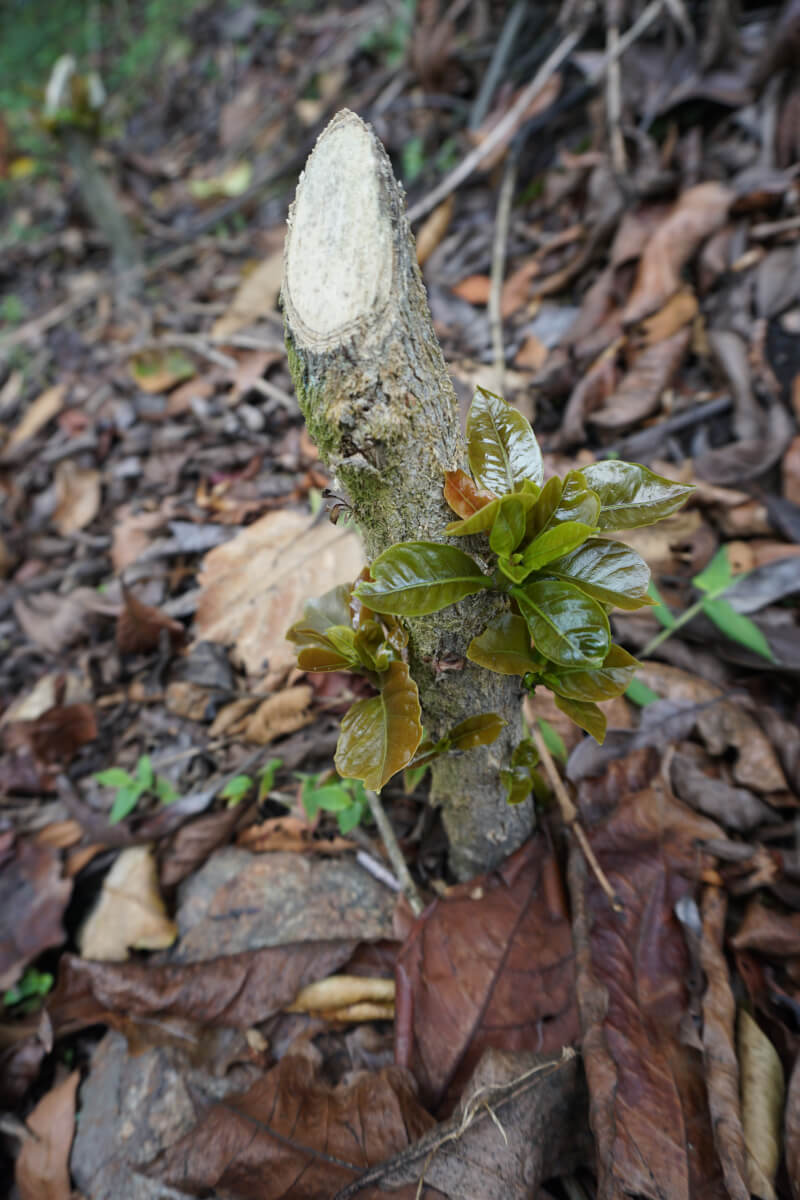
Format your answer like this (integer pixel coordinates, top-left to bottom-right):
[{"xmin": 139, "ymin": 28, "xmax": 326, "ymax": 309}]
[
  {"xmin": 605, "ymin": 14, "xmax": 627, "ymax": 173},
  {"xmin": 365, "ymin": 789, "xmax": 424, "ymax": 917},
  {"xmin": 488, "ymin": 153, "xmax": 518, "ymax": 394},
  {"xmin": 530, "ymin": 723, "xmax": 622, "ymax": 912}
]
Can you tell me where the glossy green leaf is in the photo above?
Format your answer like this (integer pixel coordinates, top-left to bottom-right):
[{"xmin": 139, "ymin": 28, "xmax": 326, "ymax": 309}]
[
  {"xmin": 552, "ymin": 472, "xmax": 601, "ymax": 527},
  {"xmin": 445, "ymin": 489, "xmax": 537, "ymax": 537},
  {"xmin": 513, "ymin": 580, "xmax": 610, "ymax": 667},
  {"xmin": 335, "ymin": 661, "xmax": 423, "ymax": 790},
  {"xmin": 647, "ymin": 578, "xmax": 676, "ymax": 627},
  {"xmin": 502, "ymin": 521, "xmax": 595, "ymax": 582},
  {"xmin": 353, "ymin": 620, "xmax": 399, "ymax": 673},
  {"xmin": 580, "ymin": 461, "xmax": 694, "ymax": 530},
  {"xmin": 354, "ymin": 542, "xmax": 492, "ymax": 615},
  {"xmin": 501, "ymin": 738, "xmax": 541, "ymax": 805},
  {"xmin": 447, "ymin": 712, "xmax": 507, "ymax": 750},
  {"xmin": 693, "ymin": 546, "xmax": 733, "ymax": 595},
  {"xmin": 546, "ymin": 538, "xmax": 654, "ymax": 611},
  {"xmin": 287, "ymin": 584, "xmax": 352, "ymax": 646},
  {"xmin": 443, "ymin": 469, "xmax": 496, "ymax": 517},
  {"xmin": 297, "ymin": 646, "xmax": 354, "ymax": 672},
  {"xmin": 523, "ymin": 476, "xmax": 563, "ymax": 541},
  {"xmin": 554, "ymin": 694, "xmax": 607, "ymax": 743},
  {"xmin": 543, "ymin": 644, "xmax": 639, "ymax": 701},
  {"xmin": 467, "ymin": 387, "xmax": 543, "ymax": 493},
  {"xmin": 489, "ymin": 495, "xmax": 527, "ymax": 557},
  {"xmin": 701, "ymin": 597, "xmax": 775, "ymax": 661},
  {"xmin": 467, "ymin": 613, "xmax": 542, "ymax": 675},
  {"xmin": 625, "ymin": 677, "xmax": 661, "ymax": 706}
]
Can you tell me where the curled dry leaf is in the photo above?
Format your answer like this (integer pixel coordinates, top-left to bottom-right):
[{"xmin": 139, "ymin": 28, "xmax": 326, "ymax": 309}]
[
  {"xmin": 287, "ymin": 974, "xmax": 394, "ymax": 1016},
  {"xmin": 52, "ymin": 461, "xmax": 101, "ymax": 535},
  {"xmin": 0, "ymin": 839, "xmax": 71, "ymax": 991},
  {"xmin": 14, "ymin": 1069, "xmax": 79, "ymax": 1200},
  {"xmin": 622, "ymin": 183, "xmax": 732, "ymax": 326},
  {"xmin": 739, "ymin": 1009, "xmax": 784, "ymax": 1200},
  {"xmin": 2, "ymin": 383, "xmax": 65, "ymax": 454},
  {"xmin": 79, "ymin": 846, "xmax": 178, "ymax": 962},
  {"xmin": 730, "ymin": 898, "xmax": 800, "ymax": 958},
  {"xmin": 395, "ymin": 835, "xmax": 578, "ymax": 1112},
  {"xmin": 589, "ymin": 325, "xmax": 691, "ymax": 433},
  {"xmin": 116, "ymin": 584, "xmax": 185, "ymax": 655},
  {"xmin": 111, "ymin": 501, "xmax": 175, "ymax": 571},
  {"xmin": 243, "ymin": 684, "xmax": 314, "ymax": 744}
]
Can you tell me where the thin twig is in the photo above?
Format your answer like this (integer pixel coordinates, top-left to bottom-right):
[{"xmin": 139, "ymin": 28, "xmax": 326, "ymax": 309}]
[
  {"xmin": 365, "ymin": 789, "xmax": 424, "ymax": 916},
  {"xmin": 531, "ymin": 724, "xmax": 622, "ymax": 911},
  {"xmin": 469, "ymin": 0, "xmax": 530, "ymax": 130},
  {"xmin": 605, "ymin": 13, "xmax": 627, "ymax": 172},
  {"xmin": 355, "ymin": 848, "xmax": 402, "ymax": 892},
  {"xmin": 488, "ymin": 153, "xmax": 518, "ymax": 394}
]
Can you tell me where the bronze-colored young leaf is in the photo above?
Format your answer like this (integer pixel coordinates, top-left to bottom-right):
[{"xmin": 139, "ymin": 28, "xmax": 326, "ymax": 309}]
[
  {"xmin": 546, "ymin": 537, "xmax": 654, "ymax": 610},
  {"xmin": 467, "ymin": 387, "xmax": 544, "ymax": 494},
  {"xmin": 542, "ymin": 644, "xmax": 639, "ymax": 701},
  {"xmin": 445, "ymin": 488, "xmax": 538, "ymax": 537},
  {"xmin": 297, "ymin": 645, "xmax": 354, "ymax": 672},
  {"xmin": 467, "ymin": 613, "xmax": 542, "ymax": 675},
  {"xmin": 353, "ymin": 619, "xmax": 398, "ymax": 673},
  {"xmin": 489, "ymin": 495, "xmax": 527, "ymax": 557},
  {"xmin": 523, "ymin": 475, "xmax": 564, "ymax": 541},
  {"xmin": 354, "ymin": 542, "xmax": 493, "ymax": 615},
  {"xmin": 513, "ymin": 580, "xmax": 610, "ymax": 667},
  {"xmin": 447, "ymin": 712, "xmax": 507, "ymax": 750},
  {"xmin": 552, "ymin": 471, "xmax": 602, "ymax": 526},
  {"xmin": 501, "ymin": 738, "xmax": 544, "ymax": 804},
  {"xmin": 553, "ymin": 694, "xmax": 607, "ymax": 743},
  {"xmin": 443, "ymin": 469, "xmax": 496, "ymax": 518},
  {"xmin": 579, "ymin": 461, "xmax": 694, "ymax": 531},
  {"xmin": 286, "ymin": 584, "xmax": 353, "ymax": 647},
  {"xmin": 500, "ymin": 520, "xmax": 596, "ymax": 583},
  {"xmin": 335, "ymin": 661, "xmax": 422, "ymax": 790}
]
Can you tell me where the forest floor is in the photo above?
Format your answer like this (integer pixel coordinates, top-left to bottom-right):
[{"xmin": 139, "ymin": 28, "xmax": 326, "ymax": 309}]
[{"xmin": 2, "ymin": 1, "xmax": 800, "ymax": 1197}]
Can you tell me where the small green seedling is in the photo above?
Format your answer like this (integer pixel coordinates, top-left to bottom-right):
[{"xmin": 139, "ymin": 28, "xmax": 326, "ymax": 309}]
[
  {"xmin": 3, "ymin": 967, "xmax": 53, "ymax": 1012},
  {"xmin": 94, "ymin": 755, "xmax": 179, "ymax": 824},
  {"xmin": 219, "ymin": 758, "xmax": 282, "ymax": 808},
  {"xmin": 297, "ymin": 771, "xmax": 370, "ymax": 835},
  {"xmin": 643, "ymin": 545, "xmax": 774, "ymax": 662}
]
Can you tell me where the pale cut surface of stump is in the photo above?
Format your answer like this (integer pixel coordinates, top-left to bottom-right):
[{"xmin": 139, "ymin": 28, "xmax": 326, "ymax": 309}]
[{"xmin": 282, "ymin": 109, "xmax": 532, "ymax": 879}]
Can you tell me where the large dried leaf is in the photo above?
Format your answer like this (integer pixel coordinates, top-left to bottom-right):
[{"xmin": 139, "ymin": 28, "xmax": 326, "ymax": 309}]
[
  {"xmin": 739, "ymin": 1010, "xmax": 784, "ymax": 1200},
  {"xmin": 0, "ymin": 839, "xmax": 71, "ymax": 991},
  {"xmin": 79, "ymin": 846, "xmax": 177, "ymax": 962},
  {"xmin": 335, "ymin": 661, "xmax": 422, "ymax": 790},
  {"xmin": 15, "ymin": 1069, "xmax": 79, "ymax": 1200},
  {"xmin": 355, "ymin": 542, "xmax": 492, "ymax": 616},
  {"xmin": 395, "ymin": 836, "xmax": 579, "ymax": 1111},
  {"xmin": 52, "ymin": 461, "xmax": 101, "ymax": 534},
  {"xmin": 589, "ymin": 325, "xmax": 691, "ymax": 433},
  {"xmin": 467, "ymin": 387, "xmax": 543, "ymax": 492},
  {"xmin": 196, "ymin": 509, "xmax": 362, "ymax": 677},
  {"xmin": 622, "ymin": 183, "xmax": 732, "ymax": 325},
  {"xmin": 146, "ymin": 1050, "xmax": 434, "ymax": 1199},
  {"xmin": 514, "ymin": 579, "xmax": 610, "ymax": 667},
  {"xmin": 3, "ymin": 383, "xmax": 64, "ymax": 454}
]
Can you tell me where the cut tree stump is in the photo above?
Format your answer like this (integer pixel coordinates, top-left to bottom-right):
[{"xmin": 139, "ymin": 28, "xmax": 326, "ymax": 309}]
[{"xmin": 281, "ymin": 109, "xmax": 532, "ymax": 879}]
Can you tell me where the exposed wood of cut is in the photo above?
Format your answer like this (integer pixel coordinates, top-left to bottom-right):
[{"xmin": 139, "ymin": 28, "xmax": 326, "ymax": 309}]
[{"xmin": 282, "ymin": 109, "xmax": 531, "ymax": 879}]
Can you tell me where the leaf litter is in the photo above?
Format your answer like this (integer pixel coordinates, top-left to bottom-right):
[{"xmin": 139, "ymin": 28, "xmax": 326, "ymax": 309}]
[{"xmin": 1, "ymin": 1, "xmax": 800, "ymax": 1197}]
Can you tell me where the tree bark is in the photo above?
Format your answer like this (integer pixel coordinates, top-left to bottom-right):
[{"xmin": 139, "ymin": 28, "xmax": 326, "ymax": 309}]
[{"xmin": 281, "ymin": 109, "xmax": 532, "ymax": 879}]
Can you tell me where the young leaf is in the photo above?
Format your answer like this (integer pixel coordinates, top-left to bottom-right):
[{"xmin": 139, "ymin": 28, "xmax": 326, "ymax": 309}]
[
  {"xmin": 95, "ymin": 767, "xmax": 135, "ymax": 789},
  {"xmin": 221, "ymin": 775, "xmax": 253, "ymax": 805},
  {"xmin": 523, "ymin": 476, "xmax": 564, "ymax": 541},
  {"xmin": 625, "ymin": 677, "xmax": 661, "ymax": 706},
  {"xmin": 546, "ymin": 538, "xmax": 654, "ymax": 610},
  {"xmin": 257, "ymin": 758, "xmax": 282, "ymax": 801},
  {"xmin": 579, "ymin": 461, "xmax": 693, "ymax": 530},
  {"xmin": 513, "ymin": 580, "xmax": 610, "ymax": 667},
  {"xmin": 446, "ymin": 713, "xmax": 507, "ymax": 750},
  {"xmin": 701, "ymin": 597, "xmax": 775, "ymax": 661},
  {"xmin": 335, "ymin": 661, "xmax": 423, "ymax": 790},
  {"xmin": 287, "ymin": 584, "xmax": 353, "ymax": 646},
  {"xmin": 353, "ymin": 620, "xmax": 397, "ymax": 673},
  {"xmin": 553, "ymin": 694, "xmax": 607, "ymax": 743},
  {"xmin": 108, "ymin": 787, "xmax": 141, "ymax": 824},
  {"xmin": 467, "ymin": 387, "xmax": 543, "ymax": 493},
  {"xmin": 445, "ymin": 490, "xmax": 537, "ymax": 537},
  {"xmin": 693, "ymin": 546, "xmax": 733, "ymax": 595},
  {"xmin": 155, "ymin": 777, "xmax": 179, "ymax": 805},
  {"xmin": 337, "ymin": 805, "xmax": 364, "ymax": 834},
  {"xmin": 489, "ymin": 495, "xmax": 527, "ymax": 557},
  {"xmin": 552, "ymin": 472, "xmax": 601, "ymax": 527},
  {"xmin": 354, "ymin": 542, "xmax": 492, "ymax": 615},
  {"xmin": 542, "ymin": 644, "xmax": 639, "ymax": 701},
  {"xmin": 135, "ymin": 755, "xmax": 154, "ymax": 789},
  {"xmin": 312, "ymin": 785, "xmax": 353, "ymax": 813},
  {"xmin": 467, "ymin": 613, "xmax": 542, "ymax": 675},
  {"xmin": 297, "ymin": 645, "xmax": 354, "ymax": 672},
  {"xmin": 502, "ymin": 520, "xmax": 595, "ymax": 582},
  {"xmin": 501, "ymin": 738, "xmax": 541, "ymax": 805},
  {"xmin": 443, "ymin": 469, "xmax": 496, "ymax": 517}
]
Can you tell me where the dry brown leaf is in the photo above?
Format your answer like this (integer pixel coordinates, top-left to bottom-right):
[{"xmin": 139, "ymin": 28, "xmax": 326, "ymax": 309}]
[
  {"xmin": 514, "ymin": 332, "xmax": 549, "ymax": 369},
  {"xmin": 52, "ymin": 461, "xmax": 101, "ymax": 535},
  {"xmin": 416, "ymin": 195, "xmax": 453, "ymax": 267},
  {"xmin": 287, "ymin": 974, "xmax": 395, "ymax": 1014},
  {"xmin": 226, "ymin": 347, "xmax": 282, "ymax": 404},
  {"xmin": 613, "ymin": 508, "xmax": 703, "ymax": 576},
  {"xmin": 15, "ymin": 1069, "xmax": 79, "ymax": 1200},
  {"xmin": 451, "ymin": 274, "xmax": 491, "ymax": 305},
  {"xmin": 731, "ymin": 898, "xmax": 800, "ymax": 958},
  {"xmin": 739, "ymin": 1009, "xmax": 784, "ymax": 1200},
  {"xmin": 0, "ymin": 839, "xmax": 71, "ymax": 991},
  {"xmin": 79, "ymin": 846, "xmax": 177, "ymax": 962},
  {"xmin": 3, "ymin": 384, "xmax": 65, "ymax": 453},
  {"xmin": 786, "ymin": 1051, "xmax": 800, "ymax": 1200},
  {"xmin": 590, "ymin": 325, "xmax": 691, "ymax": 433},
  {"xmin": 129, "ymin": 347, "xmax": 196, "ymax": 393},
  {"xmin": 111, "ymin": 501, "xmax": 175, "ymax": 571},
  {"xmin": 783, "ymin": 434, "xmax": 800, "ymax": 506},
  {"xmin": 13, "ymin": 589, "xmax": 108, "ymax": 655},
  {"xmin": 237, "ymin": 815, "xmax": 354, "ymax": 855},
  {"xmin": 195, "ymin": 508, "xmax": 362, "ymax": 678},
  {"xmin": 116, "ymin": 585, "xmax": 185, "ymax": 655},
  {"xmin": 623, "ymin": 183, "xmax": 732, "ymax": 326},
  {"xmin": 212, "ymin": 248, "xmax": 284, "ymax": 340},
  {"xmin": 471, "ymin": 74, "xmax": 562, "ymax": 171},
  {"xmin": 243, "ymin": 685, "xmax": 314, "ymax": 744},
  {"xmin": 635, "ymin": 287, "xmax": 698, "ymax": 347},
  {"xmin": 501, "ymin": 259, "xmax": 540, "ymax": 317}
]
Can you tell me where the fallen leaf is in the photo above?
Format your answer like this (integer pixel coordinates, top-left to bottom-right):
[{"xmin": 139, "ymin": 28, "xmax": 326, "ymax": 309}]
[
  {"xmin": 739, "ymin": 1009, "xmax": 784, "ymax": 1200},
  {"xmin": 3, "ymin": 384, "xmax": 65, "ymax": 454},
  {"xmin": 416, "ymin": 195, "xmax": 454, "ymax": 267},
  {"xmin": 623, "ymin": 183, "xmax": 732, "ymax": 326},
  {"xmin": 786, "ymin": 1050, "xmax": 800, "ymax": 1200},
  {"xmin": 129, "ymin": 347, "xmax": 196, "ymax": 393},
  {"xmin": 79, "ymin": 846, "xmax": 178, "ymax": 962},
  {"xmin": 590, "ymin": 325, "xmax": 691, "ymax": 432},
  {"xmin": 0, "ymin": 839, "xmax": 71, "ymax": 991},
  {"xmin": 13, "ymin": 587, "xmax": 116, "ymax": 655},
  {"xmin": 783, "ymin": 435, "xmax": 800, "ymax": 506},
  {"xmin": 670, "ymin": 754, "xmax": 775, "ymax": 832},
  {"xmin": 694, "ymin": 402, "xmax": 794, "ymax": 485},
  {"xmin": 195, "ymin": 508, "xmax": 362, "ymax": 678},
  {"xmin": 635, "ymin": 287, "xmax": 698, "ymax": 347},
  {"xmin": 51, "ymin": 461, "xmax": 101, "ymax": 535},
  {"xmin": 471, "ymin": 74, "xmax": 562, "ymax": 171},
  {"xmin": 243, "ymin": 684, "xmax": 314, "ymax": 744},
  {"xmin": 111, "ymin": 501, "xmax": 175, "ymax": 571},
  {"xmin": 514, "ymin": 332, "xmax": 549, "ymax": 369},
  {"xmin": 212, "ymin": 247, "xmax": 284, "ymax": 340},
  {"xmin": 451, "ymin": 274, "xmax": 491, "ymax": 305},
  {"xmin": 237, "ymin": 815, "xmax": 355, "ymax": 855},
  {"xmin": 731, "ymin": 898, "xmax": 800, "ymax": 958},
  {"xmin": 116, "ymin": 584, "xmax": 186, "ymax": 655},
  {"xmin": 395, "ymin": 835, "xmax": 578, "ymax": 1113},
  {"xmin": 709, "ymin": 329, "xmax": 762, "ymax": 442},
  {"xmin": 146, "ymin": 1048, "xmax": 434, "ymax": 1199},
  {"xmin": 15, "ymin": 1069, "xmax": 79, "ymax": 1200},
  {"xmin": 287, "ymin": 974, "xmax": 394, "ymax": 1017}
]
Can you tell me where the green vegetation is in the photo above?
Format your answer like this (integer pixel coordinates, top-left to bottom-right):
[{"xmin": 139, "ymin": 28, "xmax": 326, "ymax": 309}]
[
  {"xmin": 94, "ymin": 754, "xmax": 178, "ymax": 823},
  {"xmin": 297, "ymin": 771, "xmax": 370, "ymax": 835},
  {"xmin": 3, "ymin": 966, "xmax": 54, "ymax": 1011},
  {"xmin": 220, "ymin": 758, "xmax": 282, "ymax": 807}
]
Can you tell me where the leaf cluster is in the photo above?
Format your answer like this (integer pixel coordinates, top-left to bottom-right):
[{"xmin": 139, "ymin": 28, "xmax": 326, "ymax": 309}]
[
  {"xmin": 94, "ymin": 755, "xmax": 179, "ymax": 824},
  {"xmin": 353, "ymin": 388, "xmax": 693, "ymax": 746},
  {"xmin": 297, "ymin": 771, "xmax": 370, "ymax": 835}
]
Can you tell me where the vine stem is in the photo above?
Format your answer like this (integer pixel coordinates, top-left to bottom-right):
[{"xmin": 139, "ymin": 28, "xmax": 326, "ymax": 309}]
[
  {"xmin": 366, "ymin": 789, "xmax": 424, "ymax": 917},
  {"xmin": 639, "ymin": 597, "xmax": 705, "ymax": 658},
  {"xmin": 530, "ymin": 724, "xmax": 622, "ymax": 913}
]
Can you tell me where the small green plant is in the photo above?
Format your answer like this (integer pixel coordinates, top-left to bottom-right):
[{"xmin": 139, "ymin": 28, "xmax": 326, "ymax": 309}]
[
  {"xmin": 288, "ymin": 388, "xmax": 692, "ymax": 798},
  {"xmin": 0, "ymin": 294, "xmax": 26, "ymax": 325},
  {"xmin": 94, "ymin": 755, "xmax": 179, "ymax": 824},
  {"xmin": 644, "ymin": 544, "xmax": 774, "ymax": 661},
  {"xmin": 3, "ymin": 967, "xmax": 53, "ymax": 1012},
  {"xmin": 219, "ymin": 758, "xmax": 282, "ymax": 808},
  {"xmin": 297, "ymin": 771, "xmax": 371, "ymax": 835}
]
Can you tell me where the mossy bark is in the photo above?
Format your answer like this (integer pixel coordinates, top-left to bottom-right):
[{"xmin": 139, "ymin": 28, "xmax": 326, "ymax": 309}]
[{"xmin": 281, "ymin": 109, "xmax": 532, "ymax": 879}]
